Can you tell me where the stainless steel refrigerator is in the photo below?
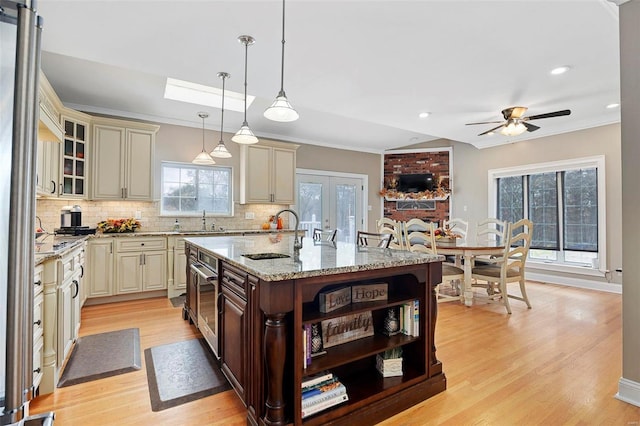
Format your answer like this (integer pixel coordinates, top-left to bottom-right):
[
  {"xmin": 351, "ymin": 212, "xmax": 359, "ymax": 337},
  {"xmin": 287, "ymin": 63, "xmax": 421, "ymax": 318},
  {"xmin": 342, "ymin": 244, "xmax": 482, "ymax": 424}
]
[{"xmin": 1, "ymin": 1, "xmax": 53, "ymax": 425}]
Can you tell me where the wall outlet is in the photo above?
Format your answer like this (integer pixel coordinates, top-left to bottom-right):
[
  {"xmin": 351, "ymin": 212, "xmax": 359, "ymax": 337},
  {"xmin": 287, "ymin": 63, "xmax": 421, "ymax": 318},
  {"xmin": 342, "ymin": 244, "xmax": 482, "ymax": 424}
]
[{"xmin": 245, "ymin": 212, "xmax": 255, "ymax": 220}]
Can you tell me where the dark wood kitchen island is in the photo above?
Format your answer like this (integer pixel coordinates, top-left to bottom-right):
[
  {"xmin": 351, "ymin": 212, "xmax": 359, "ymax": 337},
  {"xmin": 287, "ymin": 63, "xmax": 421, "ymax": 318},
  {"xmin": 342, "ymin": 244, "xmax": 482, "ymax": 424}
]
[{"xmin": 184, "ymin": 234, "xmax": 446, "ymax": 426}]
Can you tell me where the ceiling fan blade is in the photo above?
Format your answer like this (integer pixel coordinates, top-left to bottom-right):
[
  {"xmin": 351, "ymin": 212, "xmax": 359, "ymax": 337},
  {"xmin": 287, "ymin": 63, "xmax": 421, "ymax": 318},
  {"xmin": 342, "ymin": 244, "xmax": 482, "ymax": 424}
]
[
  {"xmin": 526, "ymin": 109, "xmax": 571, "ymax": 121},
  {"xmin": 523, "ymin": 122, "xmax": 540, "ymax": 132},
  {"xmin": 478, "ymin": 124, "xmax": 505, "ymax": 136},
  {"xmin": 466, "ymin": 120, "xmax": 504, "ymax": 126},
  {"xmin": 502, "ymin": 106, "xmax": 528, "ymax": 120}
]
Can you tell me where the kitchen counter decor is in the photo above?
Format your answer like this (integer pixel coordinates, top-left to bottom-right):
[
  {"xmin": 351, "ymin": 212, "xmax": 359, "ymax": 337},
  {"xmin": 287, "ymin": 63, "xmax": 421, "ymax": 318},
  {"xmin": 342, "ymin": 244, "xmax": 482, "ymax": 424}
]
[{"xmin": 97, "ymin": 218, "xmax": 141, "ymax": 233}]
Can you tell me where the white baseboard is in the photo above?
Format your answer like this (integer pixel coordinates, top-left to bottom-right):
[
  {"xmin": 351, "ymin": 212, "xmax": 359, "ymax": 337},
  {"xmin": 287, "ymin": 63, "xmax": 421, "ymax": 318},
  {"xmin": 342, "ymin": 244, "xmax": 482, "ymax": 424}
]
[
  {"xmin": 526, "ymin": 271, "xmax": 622, "ymax": 294},
  {"xmin": 616, "ymin": 377, "xmax": 640, "ymax": 407}
]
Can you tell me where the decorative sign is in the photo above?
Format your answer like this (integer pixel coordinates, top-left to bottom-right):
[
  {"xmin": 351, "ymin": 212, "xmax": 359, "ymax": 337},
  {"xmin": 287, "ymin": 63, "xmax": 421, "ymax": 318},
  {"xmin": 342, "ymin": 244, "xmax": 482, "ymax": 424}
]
[
  {"xmin": 321, "ymin": 311, "xmax": 374, "ymax": 348},
  {"xmin": 352, "ymin": 283, "xmax": 388, "ymax": 303},
  {"xmin": 319, "ymin": 287, "xmax": 352, "ymax": 313}
]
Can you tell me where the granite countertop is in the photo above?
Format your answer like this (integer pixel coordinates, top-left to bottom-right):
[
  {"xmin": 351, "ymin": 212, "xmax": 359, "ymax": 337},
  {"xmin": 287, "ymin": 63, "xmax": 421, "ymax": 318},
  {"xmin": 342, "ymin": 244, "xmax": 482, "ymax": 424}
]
[
  {"xmin": 35, "ymin": 235, "xmax": 89, "ymax": 265},
  {"xmin": 90, "ymin": 229, "xmax": 296, "ymax": 238},
  {"xmin": 184, "ymin": 234, "xmax": 443, "ymax": 281}
]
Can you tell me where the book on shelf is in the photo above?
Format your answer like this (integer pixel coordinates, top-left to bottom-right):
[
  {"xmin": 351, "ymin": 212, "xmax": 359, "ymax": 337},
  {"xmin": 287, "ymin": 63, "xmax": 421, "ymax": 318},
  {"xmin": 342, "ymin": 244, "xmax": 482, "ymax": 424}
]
[
  {"xmin": 303, "ymin": 327, "xmax": 308, "ymax": 369},
  {"xmin": 305, "ymin": 323, "xmax": 312, "ymax": 366},
  {"xmin": 301, "ymin": 370, "xmax": 333, "ymax": 389},
  {"xmin": 301, "ymin": 389, "xmax": 349, "ymax": 418},
  {"xmin": 400, "ymin": 300, "xmax": 420, "ymax": 337},
  {"xmin": 301, "ymin": 382, "xmax": 346, "ymax": 408},
  {"xmin": 302, "ymin": 376, "xmax": 339, "ymax": 395}
]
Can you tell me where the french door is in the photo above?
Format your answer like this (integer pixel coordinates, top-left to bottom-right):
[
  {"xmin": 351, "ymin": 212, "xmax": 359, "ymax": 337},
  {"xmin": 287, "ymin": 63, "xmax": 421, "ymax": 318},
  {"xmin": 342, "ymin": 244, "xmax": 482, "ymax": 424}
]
[{"xmin": 297, "ymin": 172, "xmax": 365, "ymax": 243}]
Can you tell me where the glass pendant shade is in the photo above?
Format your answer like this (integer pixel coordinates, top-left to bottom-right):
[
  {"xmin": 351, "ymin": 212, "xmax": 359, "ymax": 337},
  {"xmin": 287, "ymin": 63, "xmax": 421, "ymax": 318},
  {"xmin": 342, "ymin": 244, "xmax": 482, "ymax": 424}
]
[
  {"xmin": 211, "ymin": 140, "xmax": 232, "ymax": 158},
  {"xmin": 232, "ymin": 35, "xmax": 259, "ymax": 144},
  {"xmin": 232, "ymin": 123, "xmax": 259, "ymax": 144},
  {"xmin": 211, "ymin": 72, "xmax": 233, "ymax": 158},
  {"xmin": 264, "ymin": 92, "xmax": 299, "ymax": 122},
  {"xmin": 192, "ymin": 112, "xmax": 215, "ymax": 165},
  {"xmin": 264, "ymin": 0, "xmax": 299, "ymax": 122}
]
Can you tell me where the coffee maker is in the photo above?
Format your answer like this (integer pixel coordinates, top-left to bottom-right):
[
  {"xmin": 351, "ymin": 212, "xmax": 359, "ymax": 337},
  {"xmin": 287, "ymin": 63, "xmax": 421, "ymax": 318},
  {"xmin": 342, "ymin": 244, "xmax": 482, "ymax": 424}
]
[{"xmin": 56, "ymin": 204, "xmax": 96, "ymax": 235}]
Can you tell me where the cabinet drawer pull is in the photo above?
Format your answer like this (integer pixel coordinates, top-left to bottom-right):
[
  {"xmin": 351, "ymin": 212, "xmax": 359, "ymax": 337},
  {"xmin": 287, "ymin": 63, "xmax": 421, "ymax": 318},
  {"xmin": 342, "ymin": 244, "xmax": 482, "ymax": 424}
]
[
  {"xmin": 34, "ymin": 280, "xmax": 42, "ymax": 286},
  {"xmin": 72, "ymin": 280, "xmax": 79, "ymax": 299},
  {"xmin": 33, "ymin": 320, "xmax": 41, "ymax": 326},
  {"xmin": 80, "ymin": 265, "xmax": 84, "ymax": 278},
  {"xmin": 50, "ymin": 180, "xmax": 56, "ymax": 194},
  {"xmin": 33, "ymin": 368, "xmax": 41, "ymax": 374}
]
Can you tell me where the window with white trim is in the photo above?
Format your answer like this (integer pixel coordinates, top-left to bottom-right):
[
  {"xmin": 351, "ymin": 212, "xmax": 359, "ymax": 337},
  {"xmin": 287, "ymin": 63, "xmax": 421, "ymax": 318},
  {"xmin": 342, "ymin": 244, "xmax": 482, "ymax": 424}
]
[
  {"xmin": 160, "ymin": 162, "xmax": 232, "ymax": 216},
  {"xmin": 490, "ymin": 156, "xmax": 605, "ymax": 268}
]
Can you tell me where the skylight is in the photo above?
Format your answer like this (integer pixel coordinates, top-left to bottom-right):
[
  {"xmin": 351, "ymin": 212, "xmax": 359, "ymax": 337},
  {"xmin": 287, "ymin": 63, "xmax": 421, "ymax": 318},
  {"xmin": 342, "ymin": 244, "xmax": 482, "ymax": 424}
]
[{"xmin": 164, "ymin": 77, "xmax": 254, "ymax": 112}]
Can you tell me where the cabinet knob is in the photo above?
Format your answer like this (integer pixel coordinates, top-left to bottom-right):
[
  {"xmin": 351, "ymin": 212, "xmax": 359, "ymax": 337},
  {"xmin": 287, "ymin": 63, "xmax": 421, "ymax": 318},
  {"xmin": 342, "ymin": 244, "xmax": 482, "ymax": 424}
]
[
  {"xmin": 141, "ymin": 243, "xmax": 145, "ymax": 246},
  {"xmin": 34, "ymin": 280, "xmax": 42, "ymax": 286},
  {"xmin": 33, "ymin": 320, "xmax": 41, "ymax": 326},
  {"xmin": 33, "ymin": 368, "xmax": 41, "ymax": 374}
]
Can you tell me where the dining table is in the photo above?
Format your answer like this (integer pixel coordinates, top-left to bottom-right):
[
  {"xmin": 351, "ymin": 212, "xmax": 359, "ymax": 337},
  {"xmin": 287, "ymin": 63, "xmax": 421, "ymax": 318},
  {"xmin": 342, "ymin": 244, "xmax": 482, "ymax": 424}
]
[{"xmin": 436, "ymin": 237, "xmax": 505, "ymax": 306}]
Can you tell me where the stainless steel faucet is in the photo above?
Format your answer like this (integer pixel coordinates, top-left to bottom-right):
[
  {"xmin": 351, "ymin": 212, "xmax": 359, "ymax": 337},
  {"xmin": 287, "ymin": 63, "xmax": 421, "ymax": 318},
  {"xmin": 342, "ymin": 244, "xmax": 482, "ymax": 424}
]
[
  {"xmin": 274, "ymin": 208, "xmax": 302, "ymax": 255},
  {"xmin": 201, "ymin": 210, "xmax": 207, "ymax": 231}
]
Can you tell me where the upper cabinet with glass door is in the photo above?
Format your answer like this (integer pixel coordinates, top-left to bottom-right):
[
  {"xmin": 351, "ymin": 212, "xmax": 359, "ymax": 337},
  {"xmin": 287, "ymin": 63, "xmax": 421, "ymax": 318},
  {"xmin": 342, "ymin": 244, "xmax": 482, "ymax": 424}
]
[{"xmin": 61, "ymin": 112, "xmax": 91, "ymax": 198}]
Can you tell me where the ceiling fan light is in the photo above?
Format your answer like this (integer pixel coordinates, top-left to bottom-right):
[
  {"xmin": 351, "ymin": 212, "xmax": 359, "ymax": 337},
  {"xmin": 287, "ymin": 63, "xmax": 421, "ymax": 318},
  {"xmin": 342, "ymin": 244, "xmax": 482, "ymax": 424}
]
[
  {"xmin": 500, "ymin": 121, "xmax": 527, "ymax": 136},
  {"xmin": 193, "ymin": 150, "xmax": 216, "ymax": 165},
  {"xmin": 232, "ymin": 123, "xmax": 259, "ymax": 144},
  {"xmin": 264, "ymin": 92, "xmax": 299, "ymax": 122}
]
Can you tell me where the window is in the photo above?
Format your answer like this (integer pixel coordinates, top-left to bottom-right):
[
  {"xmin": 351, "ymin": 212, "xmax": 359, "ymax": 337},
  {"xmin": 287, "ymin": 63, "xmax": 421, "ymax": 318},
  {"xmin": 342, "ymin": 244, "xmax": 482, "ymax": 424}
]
[
  {"xmin": 491, "ymin": 157, "xmax": 605, "ymax": 269},
  {"xmin": 161, "ymin": 162, "xmax": 232, "ymax": 216}
]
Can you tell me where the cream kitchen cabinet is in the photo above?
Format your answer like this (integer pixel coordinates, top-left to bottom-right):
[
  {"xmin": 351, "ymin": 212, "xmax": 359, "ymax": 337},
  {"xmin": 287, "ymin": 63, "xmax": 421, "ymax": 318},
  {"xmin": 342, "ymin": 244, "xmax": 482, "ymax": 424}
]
[
  {"xmin": 33, "ymin": 264, "xmax": 45, "ymax": 391},
  {"xmin": 36, "ymin": 72, "xmax": 63, "ymax": 197},
  {"xmin": 168, "ymin": 236, "xmax": 187, "ymax": 298},
  {"xmin": 91, "ymin": 118, "xmax": 159, "ymax": 201},
  {"xmin": 57, "ymin": 243, "xmax": 85, "ymax": 368},
  {"xmin": 240, "ymin": 141, "xmax": 299, "ymax": 204},
  {"xmin": 115, "ymin": 237, "xmax": 167, "ymax": 294},
  {"xmin": 36, "ymin": 139, "xmax": 60, "ymax": 196},
  {"xmin": 86, "ymin": 238, "xmax": 115, "ymax": 298},
  {"xmin": 61, "ymin": 113, "xmax": 90, "ymax": 198}
]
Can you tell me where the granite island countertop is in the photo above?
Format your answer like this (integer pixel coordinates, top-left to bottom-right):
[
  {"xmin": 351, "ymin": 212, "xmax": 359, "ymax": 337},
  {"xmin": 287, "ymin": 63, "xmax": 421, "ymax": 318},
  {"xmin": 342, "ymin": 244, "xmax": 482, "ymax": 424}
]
[{"xmin": 184, "ymin": 234, "xmax": 443, "ymax": 281}]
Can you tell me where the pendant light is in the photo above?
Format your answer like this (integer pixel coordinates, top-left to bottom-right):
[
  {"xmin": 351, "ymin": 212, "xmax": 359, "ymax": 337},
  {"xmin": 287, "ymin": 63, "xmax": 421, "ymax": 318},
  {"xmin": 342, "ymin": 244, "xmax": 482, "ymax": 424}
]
[
  {"xmin": 192, "ymin": 112, "xmax": 216, "ymax": 165},
  {"xmin": 264, "ymin": 0, "xmax": 299, "ymax": 122},
  {"xmin": 210, "ymin": 72, "xmax": 232, "ymax": 158},
  {"xmin": 232, "ymin": 35, "xmax": 259, "ymax": 144}
]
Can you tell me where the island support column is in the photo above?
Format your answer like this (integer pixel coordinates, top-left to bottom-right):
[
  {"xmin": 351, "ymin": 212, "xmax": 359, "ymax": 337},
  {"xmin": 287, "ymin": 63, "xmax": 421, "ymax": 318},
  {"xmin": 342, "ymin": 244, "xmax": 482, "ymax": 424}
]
[{"xmin": 263, "ymin": 313, "xmax": 287, "ymax": 425}]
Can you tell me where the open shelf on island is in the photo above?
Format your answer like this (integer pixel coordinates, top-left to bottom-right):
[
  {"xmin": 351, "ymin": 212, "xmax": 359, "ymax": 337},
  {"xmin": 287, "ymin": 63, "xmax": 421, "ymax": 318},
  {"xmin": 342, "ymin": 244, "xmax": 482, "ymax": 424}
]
[{"xmin": 304, "ymin": 333, "xmax": 418, "ymax": 375}]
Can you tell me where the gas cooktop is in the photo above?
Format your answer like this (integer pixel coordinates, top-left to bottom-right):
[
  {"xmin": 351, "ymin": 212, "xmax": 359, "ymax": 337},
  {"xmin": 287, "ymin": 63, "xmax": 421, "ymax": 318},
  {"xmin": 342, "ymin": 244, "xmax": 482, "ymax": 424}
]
[{"xmin": 35, "ymin": 236, "xmax": 85, "ymax": 255}]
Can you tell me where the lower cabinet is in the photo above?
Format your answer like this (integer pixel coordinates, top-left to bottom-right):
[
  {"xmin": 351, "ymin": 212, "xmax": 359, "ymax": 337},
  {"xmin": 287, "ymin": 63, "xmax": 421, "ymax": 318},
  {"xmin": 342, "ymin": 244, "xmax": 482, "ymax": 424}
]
[
  {"xmin": 33, "ymin": 264, "xmax": 44, "ymax": 391},
  {"xmin": 115, "ymin": 237, "xmax": 167, "ymax": 294},
  {"xmin": 219, "ymin": 262, "xmax": 249, "ymax": 401},
  {"xmin": 86, "ymin": 238, "xmax": 114, "ymax": 298},
  {"xmin": 57, "ymin": 244, "xmax": 84, "ymax": 368}
]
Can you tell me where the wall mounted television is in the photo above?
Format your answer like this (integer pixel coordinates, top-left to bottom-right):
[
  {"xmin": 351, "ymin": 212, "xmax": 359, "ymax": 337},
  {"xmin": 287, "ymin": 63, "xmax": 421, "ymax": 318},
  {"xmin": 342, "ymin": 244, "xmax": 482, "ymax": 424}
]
[{"xmin": 397, "ymin": 173, "xmax": 435, "ymax": 192}]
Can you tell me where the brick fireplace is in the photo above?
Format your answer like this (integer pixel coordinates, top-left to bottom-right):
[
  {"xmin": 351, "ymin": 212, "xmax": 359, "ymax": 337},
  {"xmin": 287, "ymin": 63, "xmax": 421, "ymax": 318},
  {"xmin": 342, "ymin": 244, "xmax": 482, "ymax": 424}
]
[{"xmin": 382, "ymin": 149, "xmax": 451, "ymax": 225}]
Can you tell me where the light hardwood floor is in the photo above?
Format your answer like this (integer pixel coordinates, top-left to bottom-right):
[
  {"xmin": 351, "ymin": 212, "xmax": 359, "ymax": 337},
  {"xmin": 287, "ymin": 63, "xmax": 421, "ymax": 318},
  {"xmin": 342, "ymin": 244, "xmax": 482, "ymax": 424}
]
[{"xmin": 30, "ymin": 282, "xmax": 640, "ymax": 425}]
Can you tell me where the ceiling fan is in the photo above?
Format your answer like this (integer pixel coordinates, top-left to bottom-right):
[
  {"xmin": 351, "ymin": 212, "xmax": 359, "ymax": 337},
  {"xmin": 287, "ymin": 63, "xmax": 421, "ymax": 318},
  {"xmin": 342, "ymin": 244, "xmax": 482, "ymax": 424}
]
[{"xmin": 466, "ymin": 106, "xmax": 571, "ymax": 136}]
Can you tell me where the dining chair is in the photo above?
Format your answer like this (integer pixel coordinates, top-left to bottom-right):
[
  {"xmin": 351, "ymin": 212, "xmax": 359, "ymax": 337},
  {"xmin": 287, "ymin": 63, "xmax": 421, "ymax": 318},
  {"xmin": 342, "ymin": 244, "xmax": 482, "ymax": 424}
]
[
  {"xmin": 443, "ymin": 217, "xmax": 468, "ymax": 242},
  {"xmin": 376, "ymin": 217, "xmax": 405, "ymax": 250},
  {"xmin": 357, "ymin": 231, "xmax": 392, "ymax": 248},
  {"xmin": 313, "ymin": 228, "xmax": 337, "ymax": 242},
  {"xmin": 473, "ymin": 217, "xmax": 507, "ymax": 266},
  {"xmin": 408, "ymin": 222, "xmax": 464, "ymax": 303},
  {"xmin": 471, "ymin": 219, "xmax": 533, "ymax": 314},
  {"xmin": 403, "ymin": 218, "xmax": 432, "ymax": 248}
]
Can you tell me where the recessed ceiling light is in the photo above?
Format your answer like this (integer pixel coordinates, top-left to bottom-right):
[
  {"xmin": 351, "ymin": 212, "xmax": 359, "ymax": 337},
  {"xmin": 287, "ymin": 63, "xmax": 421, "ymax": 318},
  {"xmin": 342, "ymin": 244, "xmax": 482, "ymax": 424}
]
[
  {"xmin": 606, "ymin": 103, "xmax": 620, "ymax": 109},
  {"xmin": 164, "ymin": 77, "xmax": 254, "ymax": 112},
  {"xmin": 550, "ymin": 66, "xmax": 570, "ymax": 75},
  {"xmin": 418, "ymin": 112, "xmax": 430, "ymax": 119}
]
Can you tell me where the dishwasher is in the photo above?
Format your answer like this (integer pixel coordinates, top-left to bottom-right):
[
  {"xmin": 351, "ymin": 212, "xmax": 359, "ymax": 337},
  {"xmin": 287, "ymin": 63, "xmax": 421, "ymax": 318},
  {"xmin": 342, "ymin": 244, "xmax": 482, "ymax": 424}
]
[{"xmin": 190, "ymin": 252, "xmax": 219, "ymax": 358}]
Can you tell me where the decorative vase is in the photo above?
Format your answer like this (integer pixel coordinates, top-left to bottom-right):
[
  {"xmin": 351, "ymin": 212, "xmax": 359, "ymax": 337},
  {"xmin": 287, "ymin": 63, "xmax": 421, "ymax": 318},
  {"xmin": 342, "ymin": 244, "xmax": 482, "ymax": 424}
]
[{"xmin": 384, "ymin": 308, "xmax": 399, "ymax": 335}]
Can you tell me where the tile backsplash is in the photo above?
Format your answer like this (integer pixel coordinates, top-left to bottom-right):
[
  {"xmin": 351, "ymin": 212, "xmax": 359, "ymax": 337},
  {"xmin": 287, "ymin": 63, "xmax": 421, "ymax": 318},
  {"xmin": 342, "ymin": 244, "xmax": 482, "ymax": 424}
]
[{"xmin": 36, "ymin": 199, "xmax": 291, "ymax": 233}]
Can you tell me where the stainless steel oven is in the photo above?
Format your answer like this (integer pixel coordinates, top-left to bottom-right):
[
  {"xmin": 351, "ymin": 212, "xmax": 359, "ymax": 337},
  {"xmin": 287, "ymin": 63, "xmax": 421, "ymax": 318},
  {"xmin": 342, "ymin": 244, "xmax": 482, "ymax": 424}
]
[{"xmin": 190, "ymin": 251, "xmax": 219, "ymax": 357}]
